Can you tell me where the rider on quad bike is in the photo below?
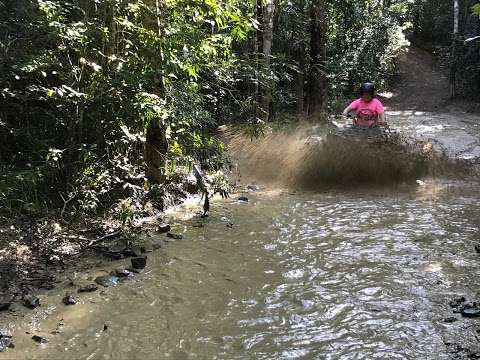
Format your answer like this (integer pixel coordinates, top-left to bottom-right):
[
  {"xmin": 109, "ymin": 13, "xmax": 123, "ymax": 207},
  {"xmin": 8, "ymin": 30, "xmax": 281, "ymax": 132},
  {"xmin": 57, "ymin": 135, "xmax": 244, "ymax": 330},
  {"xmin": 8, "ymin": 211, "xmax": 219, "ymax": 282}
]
[{"xmin": 341, "ymin": 82, "xmax": 387, "ymax": 128}]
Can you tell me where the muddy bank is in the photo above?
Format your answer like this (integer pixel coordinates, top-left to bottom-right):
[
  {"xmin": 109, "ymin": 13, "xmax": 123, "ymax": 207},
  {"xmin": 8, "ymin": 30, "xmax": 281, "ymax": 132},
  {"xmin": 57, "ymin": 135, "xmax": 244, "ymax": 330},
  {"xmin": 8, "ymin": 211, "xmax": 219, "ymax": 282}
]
[
  {"xmin": 0, "ymin": 176, "xmax": 202, "ymax": 326},
  {"xmin": 0, "ymin": 187, "xmax": 252, "ymax": 356},
  {"xmin": 0, "ymin": 211, "xmax": 185, "ymax": 353},
  {"xmin": 0, "ymin": 218, "xmax": 146, "ymax": 312}
]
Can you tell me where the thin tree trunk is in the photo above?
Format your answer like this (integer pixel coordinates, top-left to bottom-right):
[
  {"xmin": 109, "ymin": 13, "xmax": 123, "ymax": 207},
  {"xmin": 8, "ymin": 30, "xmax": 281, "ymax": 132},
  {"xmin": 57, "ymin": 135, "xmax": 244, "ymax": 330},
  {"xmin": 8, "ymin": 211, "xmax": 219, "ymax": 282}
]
[
  {"xmin": 145, "ymin": 120, "xmax": 168, "ymax": 184},
  {"xmin": 261, "ymin": 0, "xmax": 275, "ymax": 122},
  {"xmin": 254, "ymin": 0, "xmax": 262, "ymax": 120},
  {"xmin": 145, "ymin": 0, "xmax": 168, "ymax": 184},
  {"xmin": 453, "ymin": 0, "xmax": 459, "ymax": 34},
  {"xmin": 307, "ymin": 0, "xmax": 327, "ymax": 120},
  {"xmin": 450, "ymin": 0, "xmax": 459, "ymax": 97},
  {"xmin": 295, "ymin": 45, "xmax": 306, "ymax": 117}
]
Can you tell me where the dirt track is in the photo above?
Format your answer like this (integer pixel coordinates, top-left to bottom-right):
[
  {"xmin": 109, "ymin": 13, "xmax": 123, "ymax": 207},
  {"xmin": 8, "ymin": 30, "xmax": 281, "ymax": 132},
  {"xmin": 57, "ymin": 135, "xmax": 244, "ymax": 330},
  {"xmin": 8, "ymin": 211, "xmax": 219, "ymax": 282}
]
[
  {"xmin": 383, "ymin": 46, "xmax": 480, "ymax": 162},
  {"xmin": 384, "ymin": 46, "xmax": 449, "ymax": 111}
]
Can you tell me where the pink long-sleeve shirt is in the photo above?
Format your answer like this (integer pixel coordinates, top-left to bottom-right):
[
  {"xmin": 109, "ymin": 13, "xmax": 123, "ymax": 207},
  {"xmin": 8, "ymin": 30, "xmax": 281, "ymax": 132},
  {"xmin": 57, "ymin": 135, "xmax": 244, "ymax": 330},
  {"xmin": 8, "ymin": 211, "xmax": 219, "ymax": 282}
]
[{"xmin": 348, "ymin": 98, "xmax": 385, "ymax": 128}]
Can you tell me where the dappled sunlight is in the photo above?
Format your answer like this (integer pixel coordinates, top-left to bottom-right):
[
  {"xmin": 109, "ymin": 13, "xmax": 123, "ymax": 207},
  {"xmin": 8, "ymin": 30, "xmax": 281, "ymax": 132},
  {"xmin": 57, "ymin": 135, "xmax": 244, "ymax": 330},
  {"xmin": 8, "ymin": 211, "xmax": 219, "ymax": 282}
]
[
  {"xmin": 15, "ymin": 245, "xmax": 31, "ymax": 259},
  {"xmin": 387, "ymin": 110, "xmax": 428, "ymax": 117},
  {"xmin": 163, "ymin": 196, "xmax": 205, "ymax": 220},
  {"xmin": 424, "ymin": 262, "xmax": 443, "ymax": 273},
  {"xmin": 54, "ymin": 242, "xmax": 82, "ymax": 256},
  {"xmin": 378, "ymin": 91, "xmax": 394, "ymax": 99},
  {"xmin": 1, "ymin": 0, "xmax": 480, "ymax": 358}
]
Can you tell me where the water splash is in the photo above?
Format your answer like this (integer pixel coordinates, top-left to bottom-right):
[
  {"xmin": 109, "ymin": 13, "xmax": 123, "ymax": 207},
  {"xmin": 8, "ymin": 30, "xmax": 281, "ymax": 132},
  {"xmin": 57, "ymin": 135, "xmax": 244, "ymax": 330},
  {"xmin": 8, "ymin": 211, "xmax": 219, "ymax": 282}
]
[{"xmin": 226, "ymin": 123, "xmax": 467, "ymax": 189}]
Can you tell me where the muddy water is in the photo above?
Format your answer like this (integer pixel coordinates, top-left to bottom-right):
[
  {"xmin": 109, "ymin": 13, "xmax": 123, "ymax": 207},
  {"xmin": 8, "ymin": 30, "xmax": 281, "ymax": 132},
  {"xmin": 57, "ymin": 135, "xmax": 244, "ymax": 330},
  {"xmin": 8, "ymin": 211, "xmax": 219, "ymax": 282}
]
[
  {"xmin": 391, "ymin": 110, "xmax": 480, "ymax": 161},
  {"xmin": 2, "ymin": 180, "xmax": 480, "ymax": 360},
  {"xmin": 3, "ymin": 112, "xmax": 480, "ymax": 359}
]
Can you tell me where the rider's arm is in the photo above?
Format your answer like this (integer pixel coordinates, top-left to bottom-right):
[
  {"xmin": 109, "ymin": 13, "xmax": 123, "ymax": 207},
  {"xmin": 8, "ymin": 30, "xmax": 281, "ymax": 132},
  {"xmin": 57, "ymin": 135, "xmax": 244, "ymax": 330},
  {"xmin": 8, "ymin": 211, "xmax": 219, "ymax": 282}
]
[
  {"xmin": 375, "ymin": 99, "xmax": 386, "ymax": 125},
  {"xmin": 342, "ymin": 104, "xmax": 354, "ymax": 117},
  {"xmin": 378, "ymin": 112, "xmax": 386, "ymax": 125}
]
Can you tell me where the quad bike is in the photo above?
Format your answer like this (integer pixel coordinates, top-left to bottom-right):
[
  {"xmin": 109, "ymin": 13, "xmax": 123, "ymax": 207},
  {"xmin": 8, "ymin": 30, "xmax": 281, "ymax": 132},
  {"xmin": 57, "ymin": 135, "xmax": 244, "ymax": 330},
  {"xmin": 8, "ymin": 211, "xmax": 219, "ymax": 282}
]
[
  {"xmin": 326, "ymin": 114, "xmax": 403, "ymax": 145},
  {"xmin": 303, "ymin": 114, "xmax": 404, "ymax": 148}
]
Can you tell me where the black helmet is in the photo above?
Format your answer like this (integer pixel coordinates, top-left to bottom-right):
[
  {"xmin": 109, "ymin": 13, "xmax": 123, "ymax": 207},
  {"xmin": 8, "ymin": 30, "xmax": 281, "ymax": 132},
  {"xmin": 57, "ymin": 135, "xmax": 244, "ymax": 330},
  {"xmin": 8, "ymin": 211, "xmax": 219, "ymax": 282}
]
[{"xmin": 360, "ymin": 82, "xmax": 375, "ymax": 96}]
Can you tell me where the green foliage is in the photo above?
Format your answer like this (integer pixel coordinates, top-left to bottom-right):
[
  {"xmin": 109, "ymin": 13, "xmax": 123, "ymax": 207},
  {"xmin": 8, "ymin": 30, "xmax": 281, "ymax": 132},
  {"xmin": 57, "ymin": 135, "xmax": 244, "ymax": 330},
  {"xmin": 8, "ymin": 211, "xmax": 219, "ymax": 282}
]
[
  {"xmin": 409, "ymin": 0, "xmax": 452, "ymax": 46},
  {"xmin": 265, "ymin": 0, "xmax": 410, "ymax": 116},
  {"xmin": 473, "ymin": 3, "xmax": 480, "ymax": 16},
  {"xmin": 114, "ymin": 198, "xmax": 135, "ymax": 225},
  {"xmin": 5, "ymin": 0, "xmax": 468, "ymax": 218},
  {"xmin": 165, "ymin": 86, "xmax": 227, "ymax": 171},
  {"xmin": 208, "ymin": 171, "xmax": 231, "ymax": 198},
  {"xmin": 327, "ymin": 1, "xmax": 409, "ymax": 97},
  {"xmin": 243, "ymin": 119, "xmax": 268, "ymax": 139},
  {"xmin": 0, "ymin": 166, "xmax": 61, "ymax": 214},
  {"xmin": 0, "ymin": 0, "xmax": 251, "ymax": 215}
]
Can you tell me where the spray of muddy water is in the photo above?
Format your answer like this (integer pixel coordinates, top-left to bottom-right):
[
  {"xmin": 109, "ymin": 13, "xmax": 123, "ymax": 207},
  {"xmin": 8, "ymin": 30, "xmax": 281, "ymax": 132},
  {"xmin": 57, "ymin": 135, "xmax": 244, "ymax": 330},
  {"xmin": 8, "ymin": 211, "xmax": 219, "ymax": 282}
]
[{"xmin": 226, "ymin": 123, "xmax": 466, "ymax": 189}]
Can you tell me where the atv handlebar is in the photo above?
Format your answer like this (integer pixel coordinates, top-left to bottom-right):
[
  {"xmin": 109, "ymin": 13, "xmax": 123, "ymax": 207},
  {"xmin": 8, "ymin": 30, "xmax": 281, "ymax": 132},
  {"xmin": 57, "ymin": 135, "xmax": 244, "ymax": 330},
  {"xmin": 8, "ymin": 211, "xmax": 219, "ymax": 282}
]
[{"xmin": 330, "ymin": 114, "xmax": 390, "ymax": 129}]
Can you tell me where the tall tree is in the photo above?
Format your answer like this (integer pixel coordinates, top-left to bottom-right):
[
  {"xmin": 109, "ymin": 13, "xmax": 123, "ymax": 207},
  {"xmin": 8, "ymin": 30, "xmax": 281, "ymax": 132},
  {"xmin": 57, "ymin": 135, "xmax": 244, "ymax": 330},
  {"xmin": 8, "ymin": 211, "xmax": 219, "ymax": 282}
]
[
  {"xmin": 295, "ymin": 43, "xmax": 307, "ymax": 116},
  {"xmin": 254, "ymin": 0, "xmax": 262, "ymax": 122},
  {"xmin": 307, "ymin": 0, "xmax": 327, "ymax": 120},
  {"xmin": 450, "ymin": 0, "xmax": 460, "ymax": 97},
  {"xmin": 261, "ymin": 0, "xmax": 276, "ymax": 122}
]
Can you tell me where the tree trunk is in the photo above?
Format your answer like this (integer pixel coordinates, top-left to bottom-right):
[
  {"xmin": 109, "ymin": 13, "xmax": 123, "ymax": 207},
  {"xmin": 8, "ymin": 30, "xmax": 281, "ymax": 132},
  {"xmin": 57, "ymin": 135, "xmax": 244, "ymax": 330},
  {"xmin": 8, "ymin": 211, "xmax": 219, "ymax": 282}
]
[
  {"xmin": 143, "ymin": 0, "xmax": 168, "ymax": 185},
  {"xmin": 261, "ymin": 0, "xmax": 275, "ymax": 122},
  {"xmin": 450, "ymin": 0, "xmax": 459, "ymax": 97},
  {"xmin": 254, "ymin": 0, "xmax": 262, "ymax": 121},
  {"xmin": 295, "ymin": 45, "xmax": 306, "ymax": 117},
  {"xmin": 453, "ymin": 0, "xmax": 459, "ymax": 34},
  {"xmin": 145, "ymin": 120, "xmax": 168, "ymax": 184},
  {"xmin": 307, "ymin": 0, "xmax": 327, "ymax": 120}
]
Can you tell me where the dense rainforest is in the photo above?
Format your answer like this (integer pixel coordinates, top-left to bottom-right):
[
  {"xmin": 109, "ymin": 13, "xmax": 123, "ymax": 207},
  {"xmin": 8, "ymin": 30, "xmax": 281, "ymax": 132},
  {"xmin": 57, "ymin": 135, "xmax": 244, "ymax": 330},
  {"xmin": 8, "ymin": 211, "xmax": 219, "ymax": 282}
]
[{"xmin": 0, "ymin": 0, "xmax": 479, "ymax": 219}]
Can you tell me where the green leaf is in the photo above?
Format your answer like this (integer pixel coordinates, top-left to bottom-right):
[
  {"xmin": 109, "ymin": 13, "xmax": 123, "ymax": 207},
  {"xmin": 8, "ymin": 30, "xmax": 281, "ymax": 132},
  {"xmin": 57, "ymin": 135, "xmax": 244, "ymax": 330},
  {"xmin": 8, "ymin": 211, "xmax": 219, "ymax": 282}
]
[
  {"xmin": 186, "ymin": 65, "xmax": 199, "ymax": 79},
  {"xmin": 473, "ymin": 3, "xmax": 480, "ymax": 16},
  {"xmin": 231, "ymin": 27, "xmax": 246, "ymax": 40}
]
